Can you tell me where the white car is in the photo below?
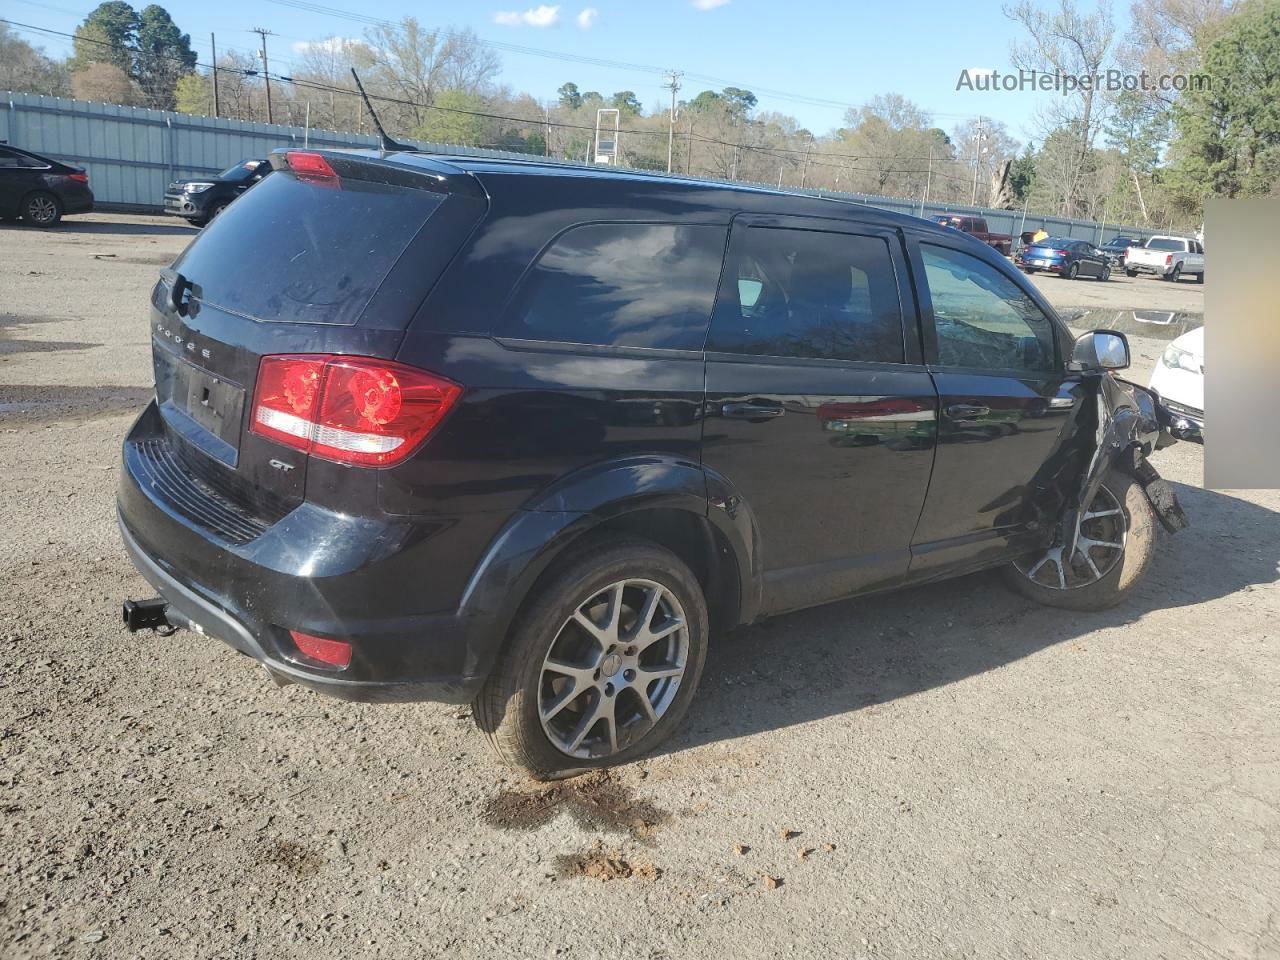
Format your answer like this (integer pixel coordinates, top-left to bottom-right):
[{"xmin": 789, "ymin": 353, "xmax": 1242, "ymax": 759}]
[{"xmin": 1149, "ymin": 326, "xmax": 1203, "ymax": 432}]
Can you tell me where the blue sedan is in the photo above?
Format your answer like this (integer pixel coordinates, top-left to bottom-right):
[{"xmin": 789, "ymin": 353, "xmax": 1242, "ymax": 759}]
[{"xmin": 1019, "ymin": 237, "xmax": 1111, "ymax": 280}]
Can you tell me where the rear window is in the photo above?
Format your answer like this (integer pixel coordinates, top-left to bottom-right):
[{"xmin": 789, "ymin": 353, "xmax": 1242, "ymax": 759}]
[
  {"xmin": 502, "ymin": 222, "xmax": 727, "ymax": 350},
  {"xmin": 1145, "ymin": 238, "xmax": 1186, "ymax": 251},
  {"xmin": 173, "ymin": 171, "xmax": 445, "ymax": 325}
]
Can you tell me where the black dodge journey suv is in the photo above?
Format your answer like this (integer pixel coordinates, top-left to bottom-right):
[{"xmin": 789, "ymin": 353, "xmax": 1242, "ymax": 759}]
[{"xmin": 119, "ymin": 148, "xmax": 1195, "ymax": 778}]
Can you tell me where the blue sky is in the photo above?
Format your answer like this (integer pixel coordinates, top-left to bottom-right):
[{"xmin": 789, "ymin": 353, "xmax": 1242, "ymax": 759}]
[{"xmin": 10, "ymin": 0, "xmax": 1083, "ymax": 144}]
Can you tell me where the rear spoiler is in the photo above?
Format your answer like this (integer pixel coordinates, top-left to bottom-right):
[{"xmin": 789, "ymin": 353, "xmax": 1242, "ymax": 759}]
[{"xmin": 268, "ymin": 148, "xmax": 485, "ymax": 201}]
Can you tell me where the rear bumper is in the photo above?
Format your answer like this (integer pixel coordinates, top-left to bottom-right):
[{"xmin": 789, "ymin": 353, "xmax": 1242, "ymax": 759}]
[
  {"xmin": 62, "ymin": 187, "xmax": 94, "ymax": 215},
  {"xmin": 117, "ymin": 404, "xmax": 493, "ymax": 703},
  {"xmin": 118, "ymin": 517, "xmax": 480, "ymax": 702}
]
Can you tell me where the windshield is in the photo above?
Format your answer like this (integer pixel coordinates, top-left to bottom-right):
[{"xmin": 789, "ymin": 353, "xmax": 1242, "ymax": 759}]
[
  {"xmin": 1105, "ymin": 237, "xmax": 1137, "ymax": 246},
  {"xmin": 218, "ymin": 161, "xmax": 264, "ymax": 182}
]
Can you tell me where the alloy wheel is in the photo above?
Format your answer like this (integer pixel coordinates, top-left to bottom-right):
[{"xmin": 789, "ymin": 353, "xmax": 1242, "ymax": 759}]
[
  {"xmin": 538, "ymin": 578, "xmax": 689, "ymax": 759},
  {"xmin": 28, "ymin": 196, "xmax": 57, "ymax": 225},
  {"xmin": 1014, "ymin": 485, "xmax": 1127, "ymax": 590}
]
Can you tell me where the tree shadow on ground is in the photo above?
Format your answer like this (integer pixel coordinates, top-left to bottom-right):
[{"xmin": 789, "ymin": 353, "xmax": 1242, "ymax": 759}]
[{"xmin": 661, "ymin": 481, "xmax": 1279, "ymax": 757}]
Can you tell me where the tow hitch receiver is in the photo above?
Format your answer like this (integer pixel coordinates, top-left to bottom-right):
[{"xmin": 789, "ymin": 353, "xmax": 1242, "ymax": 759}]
[{"xmin": 123, "ymin": 597, "xmax": 175, "ymax": 634}]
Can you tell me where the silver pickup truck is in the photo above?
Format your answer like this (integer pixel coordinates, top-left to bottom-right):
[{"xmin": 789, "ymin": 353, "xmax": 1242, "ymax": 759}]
[{"xmin": 1124, "ymin": 235, "xmax": 1205, "ymax": 283}]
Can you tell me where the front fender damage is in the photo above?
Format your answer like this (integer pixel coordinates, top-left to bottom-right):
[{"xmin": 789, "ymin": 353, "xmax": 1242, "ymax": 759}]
[{"xmin": 1065, "ymin": 376, "xmax": 1189, "ymax": 556}]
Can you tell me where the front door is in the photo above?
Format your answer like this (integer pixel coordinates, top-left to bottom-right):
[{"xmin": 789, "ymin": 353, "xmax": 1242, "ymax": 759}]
[
  {"xmin": 700, "ymin": 215, "xmax": 938, "ymax": 615},
  {"xmin": 906, "ymin": 236, "xmax": 1086, "ymax": 578}
]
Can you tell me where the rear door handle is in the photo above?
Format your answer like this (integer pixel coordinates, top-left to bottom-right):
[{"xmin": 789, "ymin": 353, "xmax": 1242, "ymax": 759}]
[
  {"xmin": 945, "ymin": 403, "xmax": 990, "ymax": 420},
  {"xmin": 722, "ymin": 401, "xmax": 785, "ymax": 419}
]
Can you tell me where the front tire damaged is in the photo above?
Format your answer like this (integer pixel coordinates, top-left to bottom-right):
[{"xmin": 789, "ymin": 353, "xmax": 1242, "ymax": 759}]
[{"xmin": 1010, "ymin": 370, "xmax": 1190, "ymax": 608}]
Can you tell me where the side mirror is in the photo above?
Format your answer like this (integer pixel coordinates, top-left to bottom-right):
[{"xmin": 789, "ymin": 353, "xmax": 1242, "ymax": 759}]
[{"xmin": 1071, "ymin": 329, "xmax": 1130, "ymax": 373}]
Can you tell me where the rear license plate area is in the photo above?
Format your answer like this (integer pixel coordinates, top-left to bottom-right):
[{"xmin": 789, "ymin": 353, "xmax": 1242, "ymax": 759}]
[{"xmin": 154, "ymin": 347, "xmax": 245, "ymax": 466}]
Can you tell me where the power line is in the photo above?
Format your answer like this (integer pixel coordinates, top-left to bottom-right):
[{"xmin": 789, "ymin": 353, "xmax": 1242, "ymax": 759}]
[
  {"xmin": 0, "ymin": 17, "xmax": 989, "ymax": 189},
  {"xmin": 257, "ymin": 0, "xmax": 983, "ymax": 120}
]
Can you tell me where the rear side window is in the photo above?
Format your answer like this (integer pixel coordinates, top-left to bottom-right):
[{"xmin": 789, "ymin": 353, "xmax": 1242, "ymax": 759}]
[
  {"xmin": 706, "ymin": 226, "xmax": 905, "ymax": 363},
  {"xmin": 504, "ymin": 223, "xmax": 727, "ymax": 350},
  {"xmin": 173, "ymin": 171, "xmax": 446, "ymax": 325}
]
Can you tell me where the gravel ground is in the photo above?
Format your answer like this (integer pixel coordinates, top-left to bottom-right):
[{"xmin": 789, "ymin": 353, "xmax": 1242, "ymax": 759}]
[{"xmin": 2, "ymin": 214, "xmax": 1275, "ymax": 960}]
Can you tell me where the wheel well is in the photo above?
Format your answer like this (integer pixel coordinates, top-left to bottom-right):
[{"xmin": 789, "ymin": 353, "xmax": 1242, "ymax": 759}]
[{"xmin": 561, "ymin": 508, "xmax": 743, "ymax": 635}]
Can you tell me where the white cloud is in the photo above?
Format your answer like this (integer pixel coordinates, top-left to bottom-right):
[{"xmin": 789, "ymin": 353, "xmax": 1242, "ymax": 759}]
[
  {"xmin": 576, "ymin": 7, "xmax": 598, "ymax": 28},
  {"xmin": 493, "ymin": 4, "xmax": 561, "ymax": 26},
  {"xmin": 292, "ymin": 36, "xmax": 362, "ymax": 54},
  {"xmin": 692, "ymin": 0, "xmax": 730, "ymax": 9}
]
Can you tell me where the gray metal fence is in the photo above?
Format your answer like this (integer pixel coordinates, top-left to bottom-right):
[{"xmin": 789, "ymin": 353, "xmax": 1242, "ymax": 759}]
[{"xmin": 3, "ymin": 91, "xmax": 1155, "ymax": 244}]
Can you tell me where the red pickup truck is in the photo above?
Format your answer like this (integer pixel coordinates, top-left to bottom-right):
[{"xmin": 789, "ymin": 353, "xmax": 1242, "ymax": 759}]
[{"xmin": 929, "ymin": 214, "xmax": 1013, "ymax": 257}]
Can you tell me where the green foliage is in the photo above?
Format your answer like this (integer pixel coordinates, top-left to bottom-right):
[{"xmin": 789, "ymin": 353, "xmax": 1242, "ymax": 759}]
[
  {"xmin": 173, "ymin": 70, "xmax": 210, "ymax": 115},
  {"xmin": 134, "ymin": 5, "xmax": 196, "ymax": 110},
  {"xmin": 610, "ymin": 90, "xmax": 641, "ymax": 115},
  {"xmin": 69, "ymin": 2, "xmax": 195, "ymax": 110},
  {"xmin": 412, "ymin": 89, "xmax": 490, "ymax": 145},
  {"xmin": 1166, "ymin": 0, "xmax": 1280, "ymax": 211},
  {"xmin": 71, "ymin": 1, "xmax": 138, "ymax": 73},
  {"xmin": 556, "ymin": 81, "xmax": 582, "ymax": 110},
  {"xmin": 1008, "ymin": 147, "xmax": 1038, "ymax": 200}
]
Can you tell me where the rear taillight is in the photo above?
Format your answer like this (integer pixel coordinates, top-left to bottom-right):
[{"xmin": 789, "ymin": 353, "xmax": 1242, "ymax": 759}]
[
  {"xmin": 68, "ymin": 172, "xmax": 89, "ymax": 183},
  {"xmin": 1165, "ymin": 253, "xmax": 1174, "ymax": 265},
  {"xmin": 1053, "ymin": 249, "xmax": 1068, "ymax": 257},
  {"xmin": 250, "ymin": 355, "xmax": 461, "ymax": 467}
]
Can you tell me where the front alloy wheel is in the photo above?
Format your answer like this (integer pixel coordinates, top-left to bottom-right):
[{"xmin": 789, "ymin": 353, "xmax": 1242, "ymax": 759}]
[
  {"xmin": 1004, "ymin": 470, "xmax": 1161, "ymax": 611},
  {"xmin": 1014, "ymin": 484, "xmax": 1126, "ymax": 590},
  {"xmin": 539, "ymin": 579, "xmax": 688, "ymax": 759}
]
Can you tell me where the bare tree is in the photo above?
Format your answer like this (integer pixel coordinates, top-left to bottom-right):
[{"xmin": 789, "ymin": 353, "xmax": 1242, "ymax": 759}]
[
  {"xmin": 1004, "ymin": 0, "xmax": 1116, "ymax": 215},
  {"xmin": 362, "ymin": 18, "xmax": 499, "ymax": 132}
]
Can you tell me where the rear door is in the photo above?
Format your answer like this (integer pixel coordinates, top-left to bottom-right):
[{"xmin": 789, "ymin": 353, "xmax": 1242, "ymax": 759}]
[
  {"xmin": 0, "ymin": 146, "xmax": 44, "ymax": 216},
  {"xmin": 149, "ymin": 151, "xmax": 485, "ymax": 511},
  {"xmin": 906, "ymin": 233, "xmax": 1084, "ymax": 577},
  {"xmin": 700, "ymin": 214, "xmax": 938, "ymax": 614}
]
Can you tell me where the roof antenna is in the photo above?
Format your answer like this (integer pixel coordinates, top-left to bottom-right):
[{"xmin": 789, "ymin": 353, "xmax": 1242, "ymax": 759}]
[{"xmin": 350, "ymin": 68, "xmax": 416, "ymax": 154}]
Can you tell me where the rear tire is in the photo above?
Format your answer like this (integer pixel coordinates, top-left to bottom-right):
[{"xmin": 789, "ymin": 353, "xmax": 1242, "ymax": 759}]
[
  {"xmin": 474, "ymin": 537, "xmax": 710, "ymax": 779},
  {"xmin": 1003, "ymin": 471, "xmax": 1160, "ymax": 611},
  {"xmin": 1099, "ymin": 265, "xmax": 1111, "ymax": 281},
  {"xmin": 1066, "ymin": 262, "xmax": 1080, "ymax": 280},
  {"xmin": 21, "ymin": 192, "xmax": 62, "ymax": 227}
]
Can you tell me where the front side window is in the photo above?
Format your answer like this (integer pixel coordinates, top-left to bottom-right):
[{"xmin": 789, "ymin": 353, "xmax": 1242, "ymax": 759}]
[
  {"xmin": 706, "ymin": 226, "xmax": 905, "ymax": 363},
  {"xmin": 921, "ymin": 243, "xmax": 1057, "ymax": 373},
  {"xmin": 506, "ymin": 223, "xmax": 727, "ymax": 350}
]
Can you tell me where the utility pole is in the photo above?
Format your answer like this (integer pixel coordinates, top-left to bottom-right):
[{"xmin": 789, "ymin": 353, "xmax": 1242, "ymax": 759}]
[
  {"xmin": 924, "ymin": 144, "xmax": 933, "ymax": 205},
  {"xmin": 251, "ymin": 27, "xmax": 275, "ymax": 124},
  {"xmin": 799, "ymin": 143, "xmax": 811, "ymax": 188},
  {"xmin": 970, "ymin": 116, "xmax": 985, "ymax": 206},
  {"xmin": 544, "ymin": 104, "xmax": 551, "ymax": 157},
  {"xmin": 662, "ymin": 70, "xmax": 682, "ymax": 174},
  {"xmin": 210, "ymin": 33, "xmax": 220, "ymax": 117}
]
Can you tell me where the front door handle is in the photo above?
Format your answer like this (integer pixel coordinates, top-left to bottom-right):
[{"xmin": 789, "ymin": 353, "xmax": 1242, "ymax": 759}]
[
  {"xmin": 945, "ymin": 403, "xmax": 990, "ymax": 420},
  {"xmin": 722, "ymin": 401, "xmax": 785, "ymax": 420}
]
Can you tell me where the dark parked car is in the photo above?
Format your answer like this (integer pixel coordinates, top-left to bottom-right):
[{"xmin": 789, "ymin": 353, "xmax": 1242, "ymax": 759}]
[
  {"xmin": 1099, "ymin": 235, "xmax": 1143, "ymax": 265},
  {"xmin": 1020, "ymin": 236, "xmax": 1111, "ymax": 280},
  {"xmin": 119, "ymin": 150, "xmax": 1194, "ymax": 778},
  {"xmin": 164, "ymin": 158, "xmax": 270, "ymax": 226},
  {"xmin": 0, "ymin": 143, "xmax": 93, "ymax": 227}
]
